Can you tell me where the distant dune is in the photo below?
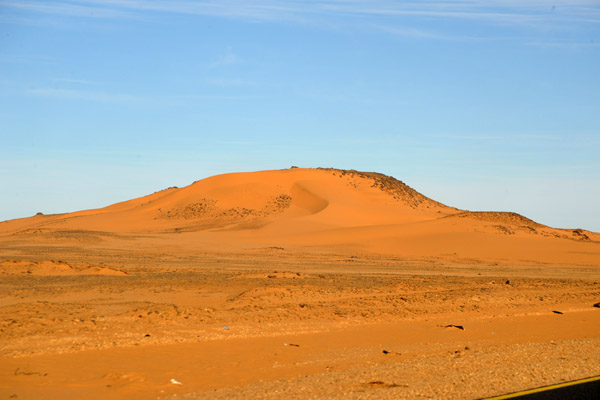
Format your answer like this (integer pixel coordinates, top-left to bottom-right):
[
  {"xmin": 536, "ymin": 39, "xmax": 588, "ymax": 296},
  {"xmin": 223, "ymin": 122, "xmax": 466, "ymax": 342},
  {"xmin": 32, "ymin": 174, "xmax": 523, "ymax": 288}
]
[{"xmin": 1, "ymin": 167, "xmax": 598, "ymax": 266}]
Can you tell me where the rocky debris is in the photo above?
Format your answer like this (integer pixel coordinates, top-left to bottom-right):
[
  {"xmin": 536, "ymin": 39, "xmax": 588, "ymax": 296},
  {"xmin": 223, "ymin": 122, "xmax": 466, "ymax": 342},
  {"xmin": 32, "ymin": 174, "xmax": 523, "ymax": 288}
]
[
  {"xmin": 318, "ymin": 167, "xmax": 447, "ymax": 209},
  {"xmin": 442, "ymin": 324, "xmax": 465, "ymax": 330},
  {"xmin": 162, "ymin": 194, "xmax": 292, "ymax": 220}
]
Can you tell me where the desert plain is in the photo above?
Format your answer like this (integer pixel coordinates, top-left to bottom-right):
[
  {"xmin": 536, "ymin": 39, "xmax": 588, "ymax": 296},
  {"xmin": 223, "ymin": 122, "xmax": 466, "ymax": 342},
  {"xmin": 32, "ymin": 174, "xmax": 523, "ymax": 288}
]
[{"xmin": 0, "ymin": 167, "xmax": 599, "ymax": 399}]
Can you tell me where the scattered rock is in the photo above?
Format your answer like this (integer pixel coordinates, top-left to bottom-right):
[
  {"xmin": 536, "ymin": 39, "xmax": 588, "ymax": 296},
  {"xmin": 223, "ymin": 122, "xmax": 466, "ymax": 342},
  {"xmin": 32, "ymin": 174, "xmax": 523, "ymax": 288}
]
[
  {"xmin": 593, "ymin": 302, "xmax": 600, "ymax": 308},
  {"xmin": 572, "ymin": 229, "xmax": 590, "ymax": 241},
  {"xmin": 14, "ymin": 368, "xmax": 46, "ymax": 376},
  {"xmin": 552, "ymin": 310, "xmax": 563, "ymax": 315},
  {"xmin": 284, "ymin": 343, "xmax": 300, "ymax": 347},
  {"xmin": 442, "ymin": 324, "xmax": 465, "ymax": 330},
  {"xmin": 365, "ymin": 381, "xmax": 408, "ymax": 388},
  {"xmin": 505, "ymin": 280, "xmax": 510, "ymax": 285},
  {"xmin": 170, "ymin": 378, "xmax": 183, "ymax": 385}
]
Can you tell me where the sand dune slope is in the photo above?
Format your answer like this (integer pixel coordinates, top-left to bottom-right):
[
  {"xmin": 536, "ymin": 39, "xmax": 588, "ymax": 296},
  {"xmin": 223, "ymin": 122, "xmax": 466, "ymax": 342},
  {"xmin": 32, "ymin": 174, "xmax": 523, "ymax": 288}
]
[{"xmin": 0, "ymin": 167, "xmax": 598, "ymax": 266}]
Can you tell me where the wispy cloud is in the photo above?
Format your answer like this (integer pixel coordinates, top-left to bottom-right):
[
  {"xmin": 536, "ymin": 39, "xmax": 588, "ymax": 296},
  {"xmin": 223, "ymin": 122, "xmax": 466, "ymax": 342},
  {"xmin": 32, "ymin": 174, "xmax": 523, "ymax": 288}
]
[
  {"xmin": 27, "ymin": 87, "xmax": 252, "ymax": 104},
  {"xmin": 0, "ymin": 0, "xmax": 134, "ymax": 19},
  {"xmin": 318, "ymin": 3, "xmax": 544, "ymax": 25},
  {"xmin": 51, "ymin": 78, "xmax": 104, "ymax": 85},
  {"xmin": 215, "ymin": 140, "xmax": 258, "ymax": 146},
  {"xmin": 372, "ymin": 24, "xmax": 472, "ymax": 41},
  {"xmin": 524, "ymin": 40, "xmax": 600, "ymax": 48},
  {"xmin": 28, "ymin": 88, "xmax": 144, "ymax": 104},
  {"xmin": 0, "ymin": 53, "xmax": 55, "ymax": 64},
  {"xmin": 1, "ymin": 1, "xmax": 599, "ymax": 42},
  {"xmin": 172, "ymin": 94, "xmax": 252, "ymax": 101},
  {"xmin": 5, "ymin": 1, "xmax": 596, "ymax": 23},
  {"xmin": 209, "ymin": 48, "xmax": 241, "ymax": 68},
  {"xmin": 206, "ymin": 78, "xmax": 256, "ymax": 87}
]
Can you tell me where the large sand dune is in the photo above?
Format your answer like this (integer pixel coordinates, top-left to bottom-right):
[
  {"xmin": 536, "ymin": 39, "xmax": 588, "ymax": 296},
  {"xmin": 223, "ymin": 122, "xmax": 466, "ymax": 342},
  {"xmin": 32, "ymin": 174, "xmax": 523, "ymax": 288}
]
[
  {"xmin": 1, "ymin": 168, "xmax": 599, "ymax": 399},
  {"xmin": 1, "ymin": 167, "xmax": 597, "ymax": 266}
]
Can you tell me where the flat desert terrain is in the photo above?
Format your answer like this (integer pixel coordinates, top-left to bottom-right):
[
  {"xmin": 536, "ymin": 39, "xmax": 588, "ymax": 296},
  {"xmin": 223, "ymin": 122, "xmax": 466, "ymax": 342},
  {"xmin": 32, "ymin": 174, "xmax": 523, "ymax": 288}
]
[{"xmin": 1, "ymin": 168, "xmax": 599, "ymax": 399}]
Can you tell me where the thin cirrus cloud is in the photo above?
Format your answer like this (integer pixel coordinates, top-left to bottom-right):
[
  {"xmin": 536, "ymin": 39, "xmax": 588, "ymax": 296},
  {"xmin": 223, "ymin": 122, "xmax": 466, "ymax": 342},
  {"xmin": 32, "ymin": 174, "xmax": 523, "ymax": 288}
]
[
  {"xmin": 208, "ymin": 48, "xmax": 241, "ymax": 69},
  {"xmin": 205, "ymin": 78, "xmax": 256, "ymax": 87},
  {"xmin": 27, "ymin": 87, "xmax": 252, "ymax": 104},
  {"xmin": 370, "ymin": 24, "xmax": 473, "ymax": 41},
  {"xmin": 28, "ymin": 87, "xmax": 144, "ymax": 104},
  {"xmin": 0, "ymin": 53, "xmax": 55, "ymax": 65},
  {"xmin": 0, "ymin": 0, "xmax": 134, "ymax": 19},
  {"xmin": 1, "ymin": 1, "xmax": 598, "ymax": 46},
  {"xmin": 51, "ymin": 78, "xmax": 105, "ymax": 85},
  {"xmin": 2, "ymin": 1, "xmax": 599, "ymax": 29}
]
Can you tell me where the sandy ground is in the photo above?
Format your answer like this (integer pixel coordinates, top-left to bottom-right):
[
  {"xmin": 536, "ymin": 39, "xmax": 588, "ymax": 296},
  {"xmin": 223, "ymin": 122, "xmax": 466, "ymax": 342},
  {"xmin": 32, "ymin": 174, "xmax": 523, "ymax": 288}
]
[
  {"xmin": 1, "ymin": 168, "xmax": 599, "ymax": 399},
  {"xmin": 1, "ymin": 251, "xmax": 598, "ymax": 400}
]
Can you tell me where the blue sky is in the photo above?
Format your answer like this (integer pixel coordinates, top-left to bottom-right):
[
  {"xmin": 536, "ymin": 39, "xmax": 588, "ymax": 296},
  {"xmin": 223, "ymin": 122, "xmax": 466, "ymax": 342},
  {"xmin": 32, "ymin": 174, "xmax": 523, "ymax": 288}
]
[{"xmin": 1, "ymin": 1, "xmax": 599, "ymax": 231}]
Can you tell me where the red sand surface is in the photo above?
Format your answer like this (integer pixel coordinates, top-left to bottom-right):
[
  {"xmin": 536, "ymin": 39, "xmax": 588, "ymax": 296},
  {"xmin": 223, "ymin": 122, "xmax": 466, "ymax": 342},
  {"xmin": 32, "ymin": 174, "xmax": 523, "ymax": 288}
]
[{"xmin": 1, "ymin": 168, "xmax": 598, "ymax": 399}]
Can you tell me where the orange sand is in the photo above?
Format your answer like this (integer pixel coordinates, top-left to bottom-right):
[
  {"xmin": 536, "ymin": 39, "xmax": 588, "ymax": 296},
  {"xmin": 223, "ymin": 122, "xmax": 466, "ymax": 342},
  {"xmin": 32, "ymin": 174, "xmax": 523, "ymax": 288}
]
[{"xmin": 0, "ymin": 168, "xmax": 598, "ymax": 399}]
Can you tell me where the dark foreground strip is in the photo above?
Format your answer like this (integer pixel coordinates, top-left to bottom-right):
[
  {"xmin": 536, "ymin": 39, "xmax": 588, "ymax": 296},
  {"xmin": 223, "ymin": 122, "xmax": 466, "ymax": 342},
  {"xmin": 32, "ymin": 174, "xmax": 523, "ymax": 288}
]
[{"xmin": 481, "ymin": 375, "xmax": 600, "ymax": 400}]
